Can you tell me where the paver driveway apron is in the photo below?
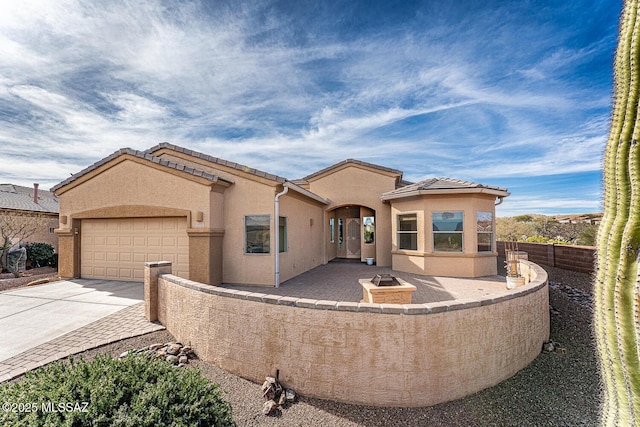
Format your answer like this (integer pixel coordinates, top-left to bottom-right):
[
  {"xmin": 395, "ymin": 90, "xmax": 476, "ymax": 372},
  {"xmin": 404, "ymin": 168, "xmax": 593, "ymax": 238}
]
[{"xmin": 0, "ymin": 279, "xmax": 143, "ymax": 361}]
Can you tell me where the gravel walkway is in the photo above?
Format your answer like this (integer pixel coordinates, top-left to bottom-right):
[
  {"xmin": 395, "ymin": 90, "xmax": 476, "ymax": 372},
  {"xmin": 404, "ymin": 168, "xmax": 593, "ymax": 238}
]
[{"xmin": 61, "ymin": 265, "xmax": 599, "ymax": 427}]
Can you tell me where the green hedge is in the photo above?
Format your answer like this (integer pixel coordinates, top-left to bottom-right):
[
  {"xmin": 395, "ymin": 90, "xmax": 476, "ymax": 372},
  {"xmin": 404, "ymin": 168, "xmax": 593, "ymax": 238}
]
[
  {"xmin": 0, "ymin": 354, "xmax": 235, "ymax": 426},
  {"xmin": 25, "ymin": 243, "xmax": 57, "ymax": 268}
]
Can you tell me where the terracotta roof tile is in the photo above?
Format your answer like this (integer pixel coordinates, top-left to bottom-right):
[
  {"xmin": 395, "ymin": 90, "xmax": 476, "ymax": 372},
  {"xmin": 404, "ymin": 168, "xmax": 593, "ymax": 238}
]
[
  {"xmin": 147, "ymin": 143, "xmax": 288, "ymax": 184},
  {"xmin": 302, "ymin": 158, "xmax": 403, "ymax": 181},
  {"xmin": 51, "ymin": 148, "xmax": 232, "ymax": 193},
  {"xmin": 381, "ymin": 177, "xmax": 509, "ymax": 200}
]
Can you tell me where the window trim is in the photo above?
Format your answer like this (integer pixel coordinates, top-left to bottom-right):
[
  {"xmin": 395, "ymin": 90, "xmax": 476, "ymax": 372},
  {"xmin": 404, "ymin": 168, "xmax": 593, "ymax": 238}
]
[
  {"xmin": 476, "ymin": 211, "xmax": 493, "ymax": 253},
  {"xmin": 329, "ymin": 217, "xmax": 335, "ymax": 244},
  {"xmin": 363, "ymin": 216, "xmax": 375, "ymax": 245},
  {"xmin": 432, "ymin": 211, "xmax": 464, "ymax": 253},
  {"xmin": 244, "ymin": 214, "xmax": 270, "ymax": 255},
  {"xmin": 278, "ymin": 216, "xmax": 287, "ymax": 253},
  {"xmin": 397, "ymin": 213, "xmax": 418, "ymax": 251}
]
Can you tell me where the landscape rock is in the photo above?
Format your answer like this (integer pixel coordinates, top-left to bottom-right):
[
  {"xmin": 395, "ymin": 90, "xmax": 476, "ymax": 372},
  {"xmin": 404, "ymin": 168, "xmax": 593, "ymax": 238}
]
[
  {"xmin": 166, "ymin": 343, "xmax": 182, "ymax": 355},
  {"xmin": 262, "ymin": 400, "xmax": 278, "ymax": 416},
  {"xmin": 285, "ymin": 389, "xmax": 297, "ymax": 402},
  {"xmin": 548, "ymin": 281, "xmax": 592, "ymax": 312},
  {"xmin": 543, "ymin": 341, "xmax": 555, "ymax": 353},
  {"xmin": 121, "ymin": 342, "xmax": 194, "ymax": 367}
]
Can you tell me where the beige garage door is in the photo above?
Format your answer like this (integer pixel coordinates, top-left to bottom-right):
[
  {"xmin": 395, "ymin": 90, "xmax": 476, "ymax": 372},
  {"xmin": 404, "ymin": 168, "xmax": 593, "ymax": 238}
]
[{"xmin": 81, "ymin": 217, "xmax": 189, "ymax": 282}]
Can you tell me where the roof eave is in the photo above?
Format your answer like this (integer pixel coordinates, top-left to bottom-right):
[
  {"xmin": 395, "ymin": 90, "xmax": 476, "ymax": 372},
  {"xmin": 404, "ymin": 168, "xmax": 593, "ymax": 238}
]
[
  {"xmin": 52, "ymin": 149, "xmax": 234, "ymax": 195},
  {"xmin": 381, "ymin": 187, "xmax": 510, "ymax": 201},
  {"xmin": 284, "ymin": 182, "xmax": 330, "ymax": 205}
]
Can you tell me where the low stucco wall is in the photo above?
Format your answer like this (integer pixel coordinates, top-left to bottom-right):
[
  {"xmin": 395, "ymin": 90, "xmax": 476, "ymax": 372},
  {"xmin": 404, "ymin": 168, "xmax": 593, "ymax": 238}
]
[{"xmin": 151, "ymin": 260, "xmax": 549, "ymax": 407}]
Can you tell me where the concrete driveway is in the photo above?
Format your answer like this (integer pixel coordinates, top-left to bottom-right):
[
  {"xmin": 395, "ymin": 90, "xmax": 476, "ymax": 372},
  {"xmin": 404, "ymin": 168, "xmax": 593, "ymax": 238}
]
[{"xmin": 0, "ymin": 279, "xmax": 144, "ymax": 362}]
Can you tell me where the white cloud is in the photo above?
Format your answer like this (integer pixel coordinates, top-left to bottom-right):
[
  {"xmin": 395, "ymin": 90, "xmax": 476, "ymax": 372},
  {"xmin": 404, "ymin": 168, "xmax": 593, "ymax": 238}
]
[{"xmin": 0, "ymin": 0, "xmax": 616, "ymax": 214}]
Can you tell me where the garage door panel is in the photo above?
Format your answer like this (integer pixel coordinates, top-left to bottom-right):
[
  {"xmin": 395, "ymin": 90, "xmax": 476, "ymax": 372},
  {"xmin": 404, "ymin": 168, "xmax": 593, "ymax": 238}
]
[
  {"xmin": 81, "ymin": 217, "xmax": 189, "ymax": 282},
  {"xmin": 148, "ymin": 237, "xmax": 162, "ymax": 247}
]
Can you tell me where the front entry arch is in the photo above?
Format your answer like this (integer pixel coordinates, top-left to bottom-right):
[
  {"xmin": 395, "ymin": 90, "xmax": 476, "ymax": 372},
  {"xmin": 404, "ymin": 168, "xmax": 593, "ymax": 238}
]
[{"xmin": 328, "ymin": 205, "xmax": 375, "ymax": 262}]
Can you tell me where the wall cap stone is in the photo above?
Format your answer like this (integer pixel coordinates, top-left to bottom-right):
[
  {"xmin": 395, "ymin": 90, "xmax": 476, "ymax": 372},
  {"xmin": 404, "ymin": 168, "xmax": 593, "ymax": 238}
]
[
  {"xmin": 145, "ymin": 261, "xmax": 172, "ymax": 268},
  {"xmin": 154, "ymin": 258, "xmax": 548, "ymax": 316}
]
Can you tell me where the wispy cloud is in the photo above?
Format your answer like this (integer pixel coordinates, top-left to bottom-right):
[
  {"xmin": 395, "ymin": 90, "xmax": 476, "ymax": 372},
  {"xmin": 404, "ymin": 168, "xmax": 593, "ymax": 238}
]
[{"xmin": 0, "ymin": 0, "xmax": 619, "ymax": 215}]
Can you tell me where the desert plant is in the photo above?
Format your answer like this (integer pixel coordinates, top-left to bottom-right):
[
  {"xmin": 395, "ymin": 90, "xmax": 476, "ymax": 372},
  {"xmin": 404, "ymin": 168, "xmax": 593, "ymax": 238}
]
[
  {"xmin": 594, "ymin": 0, "xmax": 640, "ymax": 425},
  {"xmin": 0, "ymin": 354, "xmax": 235, "ymax": 426},
  {"xmin": 7, "ymin": 248, "xmax": 25, "ymax": 278},
  {"xmin": 0, "ymin": 212, "xmax": 50, "ymax": 272}
]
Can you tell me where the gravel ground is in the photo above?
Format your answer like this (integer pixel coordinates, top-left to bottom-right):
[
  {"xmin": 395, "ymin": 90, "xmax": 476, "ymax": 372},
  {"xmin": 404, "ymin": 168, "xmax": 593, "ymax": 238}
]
[
  {"xmin": 0, "ymin": 267, "xmax": 59, "ymax": 292},
  {"xmin": 57, "ymin": 265, "xmax": 600, "ymax": 427}
]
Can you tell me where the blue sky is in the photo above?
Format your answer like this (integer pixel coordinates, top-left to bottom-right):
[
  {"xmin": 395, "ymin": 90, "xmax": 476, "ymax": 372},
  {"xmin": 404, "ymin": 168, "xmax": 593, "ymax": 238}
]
[{"xmin": 0, "ymin": 0, "xmax": 620, "ymax": 216}]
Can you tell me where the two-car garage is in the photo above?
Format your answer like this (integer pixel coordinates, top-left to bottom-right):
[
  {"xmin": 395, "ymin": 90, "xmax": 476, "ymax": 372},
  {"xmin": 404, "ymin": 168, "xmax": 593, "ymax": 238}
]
[{"xmin": 80, "ymin": 217, "xmax": 189, "ymax": 282}]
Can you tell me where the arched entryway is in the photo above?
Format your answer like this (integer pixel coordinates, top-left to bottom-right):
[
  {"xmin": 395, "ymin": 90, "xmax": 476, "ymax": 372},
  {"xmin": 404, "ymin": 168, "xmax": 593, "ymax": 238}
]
[{"xmin": 327, "ymin": 205, "xmax": 376, "ymax": 262}]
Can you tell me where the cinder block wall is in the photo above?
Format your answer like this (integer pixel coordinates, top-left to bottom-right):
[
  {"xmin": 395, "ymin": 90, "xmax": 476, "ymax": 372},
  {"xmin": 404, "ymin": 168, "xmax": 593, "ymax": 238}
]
[
  {"xmin": 151, "ymin": 261, "xmax": 549, "ymax": 407},
  {"xmin": 497, "ymin": 242, "xmax": 595, "ymax": 274}
]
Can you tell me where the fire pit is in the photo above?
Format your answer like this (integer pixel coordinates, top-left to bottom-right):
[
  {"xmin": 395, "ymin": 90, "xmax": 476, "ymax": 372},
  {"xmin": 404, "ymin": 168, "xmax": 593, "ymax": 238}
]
[
  {"xmin": 359, "ymin": 274, "xmax": 417, "ymax": 304},
  {"xmin": 371, "ymin": 273, "xmax": 401, "ymax": 286}
]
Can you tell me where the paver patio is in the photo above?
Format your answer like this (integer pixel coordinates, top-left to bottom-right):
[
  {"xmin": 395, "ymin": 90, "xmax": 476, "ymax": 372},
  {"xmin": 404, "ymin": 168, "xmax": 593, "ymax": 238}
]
[{"xmin": 221, "ymin": 260, "xmax": 508, "ymax": 303}]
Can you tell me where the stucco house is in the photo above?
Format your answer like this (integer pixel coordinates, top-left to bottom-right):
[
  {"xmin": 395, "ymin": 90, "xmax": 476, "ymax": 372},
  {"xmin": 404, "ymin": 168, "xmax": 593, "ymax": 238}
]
[
  {"xmin": 51, "ymin": 143, "xmax": 509, "ymax": 286},
  {"xmin": 0, "ymin": 183, "xmax": 59, "ymax": 251}
]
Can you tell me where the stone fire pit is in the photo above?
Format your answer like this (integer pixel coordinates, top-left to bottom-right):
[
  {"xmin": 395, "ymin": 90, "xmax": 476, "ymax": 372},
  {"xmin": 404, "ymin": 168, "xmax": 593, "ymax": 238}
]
[{"xmin": 359, "ymin": 274, "xmax": 417, "ymax": 304}]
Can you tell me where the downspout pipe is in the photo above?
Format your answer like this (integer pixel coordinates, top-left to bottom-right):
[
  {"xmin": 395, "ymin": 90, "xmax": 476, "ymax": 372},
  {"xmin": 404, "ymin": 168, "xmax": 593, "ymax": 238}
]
[
  {"xmin": 274, "ymin": 186, "xmax": 289, "ymax": 287},
  {"xmin": 495, "ymin": 196, "xmax": 504, "ymax": 206}
]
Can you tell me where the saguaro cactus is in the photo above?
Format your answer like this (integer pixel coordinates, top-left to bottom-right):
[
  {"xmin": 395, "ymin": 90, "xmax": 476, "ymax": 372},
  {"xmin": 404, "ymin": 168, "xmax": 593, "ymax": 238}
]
[{"xmin": 595, "ymin": 1, "xmax": 640, "ymax": 425}]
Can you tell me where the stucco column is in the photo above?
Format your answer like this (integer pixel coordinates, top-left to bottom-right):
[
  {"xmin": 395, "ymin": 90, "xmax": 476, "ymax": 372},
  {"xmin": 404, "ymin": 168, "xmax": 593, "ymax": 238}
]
[
  {"xmin": 54, "ymin": 219, "xmax": 80, "ymax": 279},
  {"xmin": 187, "ymin": 229, "xmax": 224, "ymax": 285},
  {"xmin": 144, "ymin": 261, "xmax": 172, "ymax": 322}
]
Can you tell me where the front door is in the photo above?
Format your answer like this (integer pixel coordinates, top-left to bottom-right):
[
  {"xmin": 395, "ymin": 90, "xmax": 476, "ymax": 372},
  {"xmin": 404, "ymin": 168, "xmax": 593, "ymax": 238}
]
[{"xmin": 346, "ymin": 218, "xmax": 361, "ymax": 259}]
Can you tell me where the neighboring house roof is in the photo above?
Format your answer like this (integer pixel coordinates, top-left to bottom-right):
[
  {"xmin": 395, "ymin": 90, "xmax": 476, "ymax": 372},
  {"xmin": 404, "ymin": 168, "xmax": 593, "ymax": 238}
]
[
  {"xmin": 0, "ymin": 184, "xmax": 59, "ymax": 214},
  {"xmin": 381, "ymin": 177, "xmax": 510, "ymax": 201},
  {"xmin": 51, "ymin": 148, "xmax": 234, "ymax": 193},
  {"xmin": 147, "ymin": 142, "xmax": 288, "ymax": 184},
  {"xmin": 302, "ymin": 159, "xmax": 404, "ymax": 182}
]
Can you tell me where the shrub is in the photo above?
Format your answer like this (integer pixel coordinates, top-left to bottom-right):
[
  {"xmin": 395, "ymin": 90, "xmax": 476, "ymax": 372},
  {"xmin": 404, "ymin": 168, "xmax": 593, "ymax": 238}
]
[
  {"xmin": 0, "ymin": 354, "xmax": 235, "ymax": 426},
  {"xmin": 25, "ymin": 243, "xmax": 55, "ymax": 268}
]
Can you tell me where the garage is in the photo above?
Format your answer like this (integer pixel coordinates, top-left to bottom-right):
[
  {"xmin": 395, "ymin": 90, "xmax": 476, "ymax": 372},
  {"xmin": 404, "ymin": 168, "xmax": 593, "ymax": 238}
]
[{"xmin": 80, "ymin": 217, "xmax": 189, "ymax": 282}]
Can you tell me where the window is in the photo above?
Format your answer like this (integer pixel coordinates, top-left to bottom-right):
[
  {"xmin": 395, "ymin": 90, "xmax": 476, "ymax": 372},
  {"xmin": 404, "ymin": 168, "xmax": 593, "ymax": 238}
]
[
  {"xmin": 397, "ymin": 214, "xmax": 418, "ymax": 250},
  {"xmin": 330, "ymin": 217, "xmax": 335, "ymax": 243},
  {"xmin": 477, "ymin": 211, "xmax": 493, "ymax": 252},
  {"xmin": 49, "ymin": 227, "xmax": 55, "ymax": 234},
  {"xmin": 279, "ymin": 216, "xmax": 287, "ymax": 253},
  {"xmin": 245, "ymin": 215, "xmax": 270, "ymax": 253},
  {"xmin": 432, "ymin": 211, "xmax": 464, "ymax": 252},
  {"xmin": 363, "ymin": 216, "xmax": 375, "ymax": 244},
  {"xmin": 338, "ymin": 218, "xmax": 344, "ymax": 250}
]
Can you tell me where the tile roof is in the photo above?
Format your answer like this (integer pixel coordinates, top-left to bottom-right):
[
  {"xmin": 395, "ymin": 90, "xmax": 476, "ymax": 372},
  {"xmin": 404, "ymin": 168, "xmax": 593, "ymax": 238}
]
[
  {"xmin": 381, "ymin": 177, "xmax": 509, "ymax": 200},
  {"xmin": 0, "ymin": 184, "xmax": 59, "ymax": 214},
  {"xmin": 51, "ymin": 148, "xmax": 233, "ymax": 193},
  {"xmin": 147, "ymin": 143, "xmax": 287, "ymax": 184},
  {"xmin": 302, "ymin": 159, "xmax": 403, "ymax": 181}
]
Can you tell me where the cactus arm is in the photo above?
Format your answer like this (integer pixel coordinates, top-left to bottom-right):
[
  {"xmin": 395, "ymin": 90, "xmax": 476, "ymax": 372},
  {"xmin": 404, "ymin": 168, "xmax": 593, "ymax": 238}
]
[{"xmin": 595, "ymin": 1, "xmax": 640, "ymax": 425}]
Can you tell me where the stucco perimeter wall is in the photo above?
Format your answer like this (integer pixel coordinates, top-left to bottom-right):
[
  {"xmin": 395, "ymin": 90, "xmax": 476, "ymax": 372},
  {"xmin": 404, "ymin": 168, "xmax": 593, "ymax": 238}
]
[{"xmin": 152, "ymin": 260, "xmax": 549, "ymax": 407}]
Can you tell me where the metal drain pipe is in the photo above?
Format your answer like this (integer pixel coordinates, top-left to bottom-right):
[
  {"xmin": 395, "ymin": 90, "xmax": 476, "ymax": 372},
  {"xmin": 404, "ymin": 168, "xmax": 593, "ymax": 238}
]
[{"xmin": 274, "ymin": 185, "xmax": 289, "ymax": 287}]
